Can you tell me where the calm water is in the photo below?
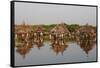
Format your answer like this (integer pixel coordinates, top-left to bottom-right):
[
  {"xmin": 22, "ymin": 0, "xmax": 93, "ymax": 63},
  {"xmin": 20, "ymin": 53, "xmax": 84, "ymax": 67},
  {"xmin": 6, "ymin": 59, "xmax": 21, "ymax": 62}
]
[{"xmin": 15, "ymin": 40, "xmax": 96, "ymax": 66}]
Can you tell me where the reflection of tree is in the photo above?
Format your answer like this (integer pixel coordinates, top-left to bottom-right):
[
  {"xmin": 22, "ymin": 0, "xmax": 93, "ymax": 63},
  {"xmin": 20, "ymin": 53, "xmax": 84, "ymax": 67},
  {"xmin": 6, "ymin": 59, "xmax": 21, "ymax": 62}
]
[
  {"xmin": 78, "ymin": 40, "xmax": 96, "ymax": 55},
  {"xmin": 50, "ymin": 39, "xmax": 68, "ymax": 55},
  {"xmin": 16, "ymin": 41, "xmax": 33, "ymax": 59}
]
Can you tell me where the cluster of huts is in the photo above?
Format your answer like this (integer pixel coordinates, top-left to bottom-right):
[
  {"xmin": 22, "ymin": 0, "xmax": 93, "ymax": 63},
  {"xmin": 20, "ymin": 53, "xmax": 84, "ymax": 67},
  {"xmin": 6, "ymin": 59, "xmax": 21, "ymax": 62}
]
[
  {"xmin": 15, "ymin": 22, "xmax": 96, "ymax": 42},
  {"xmin": 15, "ymin": 24, "xmax": 44, "ymax": 43},
  {"xmin": 15, "ymin": 23, "xmax": 96, "ymax": 55},
  {"xmin": 15, "ymin": 22, "xmax": 71, "ymax": 42}
]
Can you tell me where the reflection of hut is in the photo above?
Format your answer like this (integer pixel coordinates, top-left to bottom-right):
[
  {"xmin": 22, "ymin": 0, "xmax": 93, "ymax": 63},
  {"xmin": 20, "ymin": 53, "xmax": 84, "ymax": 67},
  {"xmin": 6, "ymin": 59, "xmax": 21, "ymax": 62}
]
[
  {"xmin": 50, "ymin": 23, "xmax": 70, "ymax": 40},
  {"xmin": 51, "ymin": 39, "xmax": 68, "ymax": 55},
  {"xmin": 16, "ymin": 41, "xmax": 33, "ymax": 58},
  {"xmin": 79, "ymin": 40, "xmax": 95, "ymax": 55},
  {"xmin": 76, "ymin": 24, "xmax": 96, "ymax": 41},
  {"xmin": 33, "ymin": 38, "xmax": 44, "ymax": 49}
]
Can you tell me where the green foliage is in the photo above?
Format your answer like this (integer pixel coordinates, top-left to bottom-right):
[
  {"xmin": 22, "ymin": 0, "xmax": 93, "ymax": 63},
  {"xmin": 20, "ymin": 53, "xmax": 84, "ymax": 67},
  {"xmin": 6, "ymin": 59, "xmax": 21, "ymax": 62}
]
[
  {"xmin": 66, "ymin": 24, "xmax": 80, "ymax": 32},
  {"xmin": 32, "ymin": 24, "xmax": 80, "ymax": 33}
]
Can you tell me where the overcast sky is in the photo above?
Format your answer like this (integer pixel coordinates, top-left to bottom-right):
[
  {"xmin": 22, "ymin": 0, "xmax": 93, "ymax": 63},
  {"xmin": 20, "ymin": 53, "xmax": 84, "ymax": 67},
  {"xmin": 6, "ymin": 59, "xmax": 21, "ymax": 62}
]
[{"xmin": 15, "ymin": 2, "xmax": 96, "ymax": 26}]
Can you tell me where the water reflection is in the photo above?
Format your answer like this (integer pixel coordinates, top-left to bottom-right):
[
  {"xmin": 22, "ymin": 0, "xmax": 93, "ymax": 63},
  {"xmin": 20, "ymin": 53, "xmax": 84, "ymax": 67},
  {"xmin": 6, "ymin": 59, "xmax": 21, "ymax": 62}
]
[
  {"xmin": 16, "ymin": 37, "xmax": 44, "ymax": 58},
  {"xmin": 16, "ymin": 41, "xmax": 33, "ymax": 58},
  {"xmin": 33, "ymin": 37, "xmax": 44, "ymax": 49},
  {"xmin": 15, "ymin": 35, "xmax": 96, "ymax": 66},
  {"xmin": 16, "ymin": 37, "xmax": 96, "ymax": 58},
  {"xmin": 50, "ymin": 39, "xmax": 68, "ymax": 55},
  {"xmin": 78, "ymin": 40, "xmax": 96, "ymax": 55}
]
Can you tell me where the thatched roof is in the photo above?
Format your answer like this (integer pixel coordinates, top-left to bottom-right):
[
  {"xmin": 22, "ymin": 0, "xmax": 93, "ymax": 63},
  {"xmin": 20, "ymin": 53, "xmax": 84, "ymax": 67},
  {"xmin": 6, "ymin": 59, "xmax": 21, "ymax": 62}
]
[
  {"xmin": 33, "ymin": 25, "xmax": 44, "ymax": 32},
  {"xmin": 50, "ymin": 23, "xmax": 69, "ymax": 34},
  {"xmin": 15, "ymin": 23, "xmax": 33, "ymax": 34},
  {"xmin": 78, "ymin": 25, "xmax": 95, "ymax": 33}
]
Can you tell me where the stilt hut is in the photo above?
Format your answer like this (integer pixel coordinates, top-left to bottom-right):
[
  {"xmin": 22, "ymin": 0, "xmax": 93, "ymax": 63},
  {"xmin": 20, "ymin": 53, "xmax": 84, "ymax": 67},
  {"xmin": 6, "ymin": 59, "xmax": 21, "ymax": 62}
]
[
  {"xmin": 50, "ymin": 23, "xmax": 70, "ymax": 40},
  {"xmin": 15, "ymin": 22, "xmax": 33, "ymax": 42},
  {"xmin": 33, "ymin": 25, "xmax": 44, "ymax": 38},
  {"xmin": 76, "ymin": 24, "xmax": 96, "ymax": 41}
]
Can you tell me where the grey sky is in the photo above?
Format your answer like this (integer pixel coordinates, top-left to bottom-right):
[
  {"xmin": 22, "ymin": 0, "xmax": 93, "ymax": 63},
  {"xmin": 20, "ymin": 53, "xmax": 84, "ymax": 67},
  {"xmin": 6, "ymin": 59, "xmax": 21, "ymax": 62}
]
[{"xmin": 15, "ymin": 2, "xmax": 96, "ymax": 26}]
